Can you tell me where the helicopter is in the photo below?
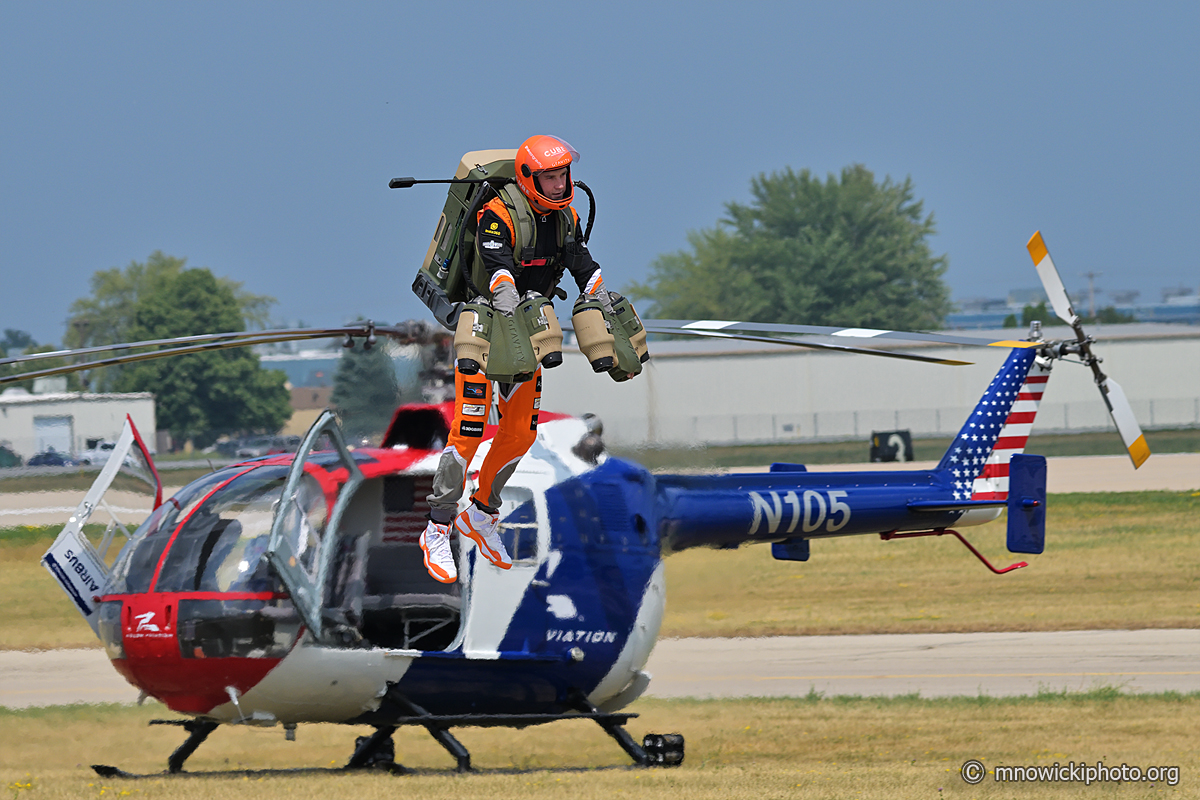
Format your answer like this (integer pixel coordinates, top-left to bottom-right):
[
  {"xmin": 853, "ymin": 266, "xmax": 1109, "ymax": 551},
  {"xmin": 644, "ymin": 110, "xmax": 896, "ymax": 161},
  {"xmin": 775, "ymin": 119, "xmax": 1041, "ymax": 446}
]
[{"xmin": 4, "ymin": 232, "xmax": 1149, "ymax": 776}]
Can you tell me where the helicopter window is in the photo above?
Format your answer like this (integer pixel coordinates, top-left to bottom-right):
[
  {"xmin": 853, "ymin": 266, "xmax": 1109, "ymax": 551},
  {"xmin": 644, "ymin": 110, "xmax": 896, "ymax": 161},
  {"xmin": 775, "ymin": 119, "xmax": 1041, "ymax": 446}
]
[
  {"xmin": 177, "ymin": 598, "xmax": 300, "ymax": 659},
  {"xmin": 106, "ymin": 468, "xmax": 242, "ymax": 594},
  {"xmin": 107, "ymin": 440, "xmax": 159, "ymax": 502},
  {"xmin": 155, "ymin": 466, "xmax": 323, "ymax": 594},
  {"xmin": 96, "ymin": 600, "xmax": 124, "ymax": 660},
  {"xmin": 498, "ymin": 487, "xmax": 539, "ymax": 563},
  {"xmin": 269, "ymin": 470, "xmax": 330, "ymax": 585}
]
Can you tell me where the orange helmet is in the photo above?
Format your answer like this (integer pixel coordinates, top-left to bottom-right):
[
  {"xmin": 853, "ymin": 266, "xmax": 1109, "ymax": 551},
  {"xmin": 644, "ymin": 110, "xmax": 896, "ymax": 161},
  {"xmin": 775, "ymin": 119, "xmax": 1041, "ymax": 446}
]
[{"xmin": 516, "ymin": 135, "xmax": 578, "ymax": 213}]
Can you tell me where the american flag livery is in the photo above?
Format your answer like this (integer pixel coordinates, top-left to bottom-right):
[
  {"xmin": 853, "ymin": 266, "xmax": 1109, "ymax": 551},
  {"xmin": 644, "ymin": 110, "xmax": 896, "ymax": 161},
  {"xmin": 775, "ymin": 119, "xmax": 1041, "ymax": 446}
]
[
  {"xmin": 936, "ymin": 348, "xmax": 1043, "ymax": 501},
  {"xmin": 382, "ymin": 474, "xmax": 435, "ymax": 544}
]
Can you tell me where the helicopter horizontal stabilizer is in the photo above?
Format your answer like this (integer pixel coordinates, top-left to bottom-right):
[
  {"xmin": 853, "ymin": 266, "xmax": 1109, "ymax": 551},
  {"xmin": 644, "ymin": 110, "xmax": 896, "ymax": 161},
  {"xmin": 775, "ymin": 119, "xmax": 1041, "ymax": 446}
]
[{"xmin": 1005, "ymin": 454, "xmax": 1047, "ymax": 555}]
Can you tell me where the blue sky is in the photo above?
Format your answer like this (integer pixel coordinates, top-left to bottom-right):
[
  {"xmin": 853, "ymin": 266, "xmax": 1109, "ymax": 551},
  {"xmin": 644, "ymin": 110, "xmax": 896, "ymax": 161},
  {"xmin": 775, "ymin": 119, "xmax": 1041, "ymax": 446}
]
[{"xmin": 2, "ymin": 1, "xmax": 1196, "ymax": 346}]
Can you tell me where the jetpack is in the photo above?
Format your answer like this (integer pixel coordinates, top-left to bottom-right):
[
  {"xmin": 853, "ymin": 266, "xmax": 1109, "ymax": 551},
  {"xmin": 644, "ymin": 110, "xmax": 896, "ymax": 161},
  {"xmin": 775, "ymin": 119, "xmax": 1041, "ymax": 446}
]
[{"xmin": 393, "ymin": 150, "xmax": 647, "ymax": 384}]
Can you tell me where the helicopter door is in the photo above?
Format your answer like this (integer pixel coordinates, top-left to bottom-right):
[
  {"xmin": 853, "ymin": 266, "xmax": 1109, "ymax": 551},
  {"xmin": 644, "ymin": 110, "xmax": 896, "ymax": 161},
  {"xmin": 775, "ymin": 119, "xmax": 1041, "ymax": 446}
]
[
  {"xmin": 41, "ymin": 415, "xmax": 161, "ymax": 634},
  {"xmin": 265, "ymin": 410, "xmax": 364, "ymax": 641}
]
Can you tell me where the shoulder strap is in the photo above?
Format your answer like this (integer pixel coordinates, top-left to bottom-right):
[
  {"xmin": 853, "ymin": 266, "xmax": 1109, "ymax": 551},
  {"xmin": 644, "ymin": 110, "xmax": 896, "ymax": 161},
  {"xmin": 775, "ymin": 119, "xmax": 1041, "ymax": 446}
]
[
  {"xmin": 499, "ymin": 184, "xmax": 537, "ymax": 262},
  {"xmin": 470, "ymin": 195, "xmax": 516, "ymax": 299},
  {"xmin": 559, "ymin": 207, "xmax": 577, "ymax": 248}
]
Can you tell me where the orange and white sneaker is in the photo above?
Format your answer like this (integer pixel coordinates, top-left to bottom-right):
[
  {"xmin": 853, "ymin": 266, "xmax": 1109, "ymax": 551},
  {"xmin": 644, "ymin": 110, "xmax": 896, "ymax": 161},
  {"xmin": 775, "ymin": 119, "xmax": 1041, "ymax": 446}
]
[
  {"xmin": 454, "ymin": 504, "xmax": 512, "ymax": 569},
  {"xmin": 420, "ymin": 520, "xmax": 457, "ymax": 583}
]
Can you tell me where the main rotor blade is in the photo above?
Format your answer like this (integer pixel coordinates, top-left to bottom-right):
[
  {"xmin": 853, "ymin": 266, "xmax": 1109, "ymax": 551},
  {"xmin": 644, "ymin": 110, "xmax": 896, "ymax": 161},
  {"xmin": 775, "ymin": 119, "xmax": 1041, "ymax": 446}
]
[
  {"xmin": 0, "ymin": 324, "xmax": 427, "ymax": 386},
  {"xmin": 640, "ymin": 326, "xmax": 973, "ymax": 365},
  {"xmin": 0, "ymin": 324, "xmax": 426, "ymax": 370},
  {"xmin": 1097, "ymin": 375, "xmax": 1151, "ymax": 469},
  {"xmin": 1026, "ymin": 232, "xmax": 1080, "ymax": 326},
  {"xmin": 644, "ymin": 319, "xmax": 1039, "ymax": 350}
]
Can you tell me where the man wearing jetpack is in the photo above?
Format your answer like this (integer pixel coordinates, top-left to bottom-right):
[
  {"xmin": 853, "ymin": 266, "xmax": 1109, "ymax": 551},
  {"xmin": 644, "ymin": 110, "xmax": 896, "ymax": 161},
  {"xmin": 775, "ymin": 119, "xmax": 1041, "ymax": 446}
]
[{"xmin": 421, "ymin": 134, "xmax": 641, "ymax": 584}]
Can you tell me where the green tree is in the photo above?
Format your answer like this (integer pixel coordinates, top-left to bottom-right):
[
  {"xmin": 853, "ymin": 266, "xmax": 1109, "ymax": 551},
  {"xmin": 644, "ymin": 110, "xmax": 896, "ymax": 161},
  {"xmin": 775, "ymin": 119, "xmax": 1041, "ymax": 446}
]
[
  {"xmin": 65, "ymin": 251, "xmax": 274, "ymax": 390},
  {"xmin": 1021, "ymin": 301, "xmax": 1050, "ymax": 327},
  {"xmin": 114, "ymin": 268, "xmax": 291, "ymax": 448},
  {"xmin": 1086, "ymin": 305, "xmax": 1136, "ymax": 325},
  {"xmin": 330, "ymin": 342, "xmax": 401, "ymax": 444},
  {"xmin": 628, "ymin": 165, "xmax": 952, "ymax": 329}
]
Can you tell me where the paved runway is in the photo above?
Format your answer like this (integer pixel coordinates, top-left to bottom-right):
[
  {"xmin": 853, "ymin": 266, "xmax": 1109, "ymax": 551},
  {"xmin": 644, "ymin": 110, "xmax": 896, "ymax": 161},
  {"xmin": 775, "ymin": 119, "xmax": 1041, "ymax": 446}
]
[
  {"xmin": 779, "ymin": 452, "xmax": 1200, "ymax": 494},
  {"xmin": 3, "ymin": 629, "xmax": 1197, "ymax": 709},
  {"xmin": 642, "ymin": 629, "xmax": 1200, "ymax": 699}
]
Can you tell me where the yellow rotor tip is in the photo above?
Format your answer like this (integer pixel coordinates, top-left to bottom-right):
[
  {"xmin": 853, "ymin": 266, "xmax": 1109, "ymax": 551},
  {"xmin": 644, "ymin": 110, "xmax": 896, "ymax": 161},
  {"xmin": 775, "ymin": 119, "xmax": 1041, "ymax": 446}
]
[
  {"xmin": 1128, "ymin": 435, "xmax": 1151, "ymax": 469},
  {"xmin": 1027, "ymin": 231, "xmax": 1048, "ymax": 264}
]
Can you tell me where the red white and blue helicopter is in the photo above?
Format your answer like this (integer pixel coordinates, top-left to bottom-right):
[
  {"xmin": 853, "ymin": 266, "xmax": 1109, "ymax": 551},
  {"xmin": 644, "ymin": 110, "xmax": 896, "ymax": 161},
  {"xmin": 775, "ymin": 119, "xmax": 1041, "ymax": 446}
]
[{"xmin": 1, "ymin": 232, "xmax": 1148, "ymax": 776}]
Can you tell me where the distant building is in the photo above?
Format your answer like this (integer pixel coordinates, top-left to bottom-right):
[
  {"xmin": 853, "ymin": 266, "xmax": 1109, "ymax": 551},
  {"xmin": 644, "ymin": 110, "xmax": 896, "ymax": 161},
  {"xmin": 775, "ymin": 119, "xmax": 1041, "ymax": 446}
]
[
  {"xmin": 543, "ymin": 323, "xmax": 1200, "ymax": 449},
  {"xmin": 0, "ymin": 389, "xmax": 156, "ymax": 460},
  {"xmin": 948, "ymin": 292, "xmax": 1199, "ymax": 329}
]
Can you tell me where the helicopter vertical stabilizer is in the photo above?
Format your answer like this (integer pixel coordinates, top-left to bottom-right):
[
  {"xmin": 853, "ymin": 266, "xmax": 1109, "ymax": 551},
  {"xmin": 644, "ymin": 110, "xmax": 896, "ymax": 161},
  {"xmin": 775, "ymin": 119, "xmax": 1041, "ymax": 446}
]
[{"xmin": 935, "ymin": 347, "xmax": 1041, "ymax": 502}]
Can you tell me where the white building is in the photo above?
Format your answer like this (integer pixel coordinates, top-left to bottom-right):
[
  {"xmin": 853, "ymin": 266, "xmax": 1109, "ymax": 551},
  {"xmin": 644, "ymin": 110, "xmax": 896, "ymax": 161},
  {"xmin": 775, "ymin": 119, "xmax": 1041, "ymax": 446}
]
[
  {"xmin": 542, "ymin": 323, "xmax": 1200, "ymax": 449},
  {"xmin": 0, "ymin": 389, "xmax": 156, "ymax": 459}
]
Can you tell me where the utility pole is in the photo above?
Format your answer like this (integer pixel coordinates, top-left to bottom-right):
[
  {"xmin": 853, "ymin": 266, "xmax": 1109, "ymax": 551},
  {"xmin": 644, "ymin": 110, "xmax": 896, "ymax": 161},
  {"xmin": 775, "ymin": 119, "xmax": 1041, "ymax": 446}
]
[{"xmin": 1081, "ymin": 271, "xmax": 1102, "ymax": 320}]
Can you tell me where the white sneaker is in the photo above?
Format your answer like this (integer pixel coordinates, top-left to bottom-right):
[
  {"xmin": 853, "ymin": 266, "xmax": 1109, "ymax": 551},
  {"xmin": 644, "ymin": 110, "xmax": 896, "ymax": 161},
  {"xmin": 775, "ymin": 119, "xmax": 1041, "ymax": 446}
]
[
  {"xmin": 454, "ymin": 504, "xmax": 512, "ymax": 570},
  {"xmin": 420, "ymin": 521, "xmax": 457, "ymax": 583}
]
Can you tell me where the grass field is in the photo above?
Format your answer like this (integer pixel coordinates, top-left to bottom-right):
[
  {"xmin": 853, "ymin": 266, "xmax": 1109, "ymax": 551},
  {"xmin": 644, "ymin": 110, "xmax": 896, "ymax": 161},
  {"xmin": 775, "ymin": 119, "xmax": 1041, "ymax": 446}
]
[
  {"xmin": 2, "ymin": 692, "xmax": 1195, "ymax": 799},
  {"xmin": 2, "ymin": 491, "xmax": 1196, "ymax": 648},
  {"xmin": 662, "ymin": 491, "xmax": 1200, "ymax": 638}
]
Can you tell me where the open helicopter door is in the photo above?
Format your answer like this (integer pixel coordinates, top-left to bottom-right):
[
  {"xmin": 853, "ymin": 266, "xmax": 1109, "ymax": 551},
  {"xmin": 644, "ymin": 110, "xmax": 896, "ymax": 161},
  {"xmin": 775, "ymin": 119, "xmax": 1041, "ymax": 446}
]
[
  {"xmin": 265, "ymin": 410, "xmax": 364, "ymax": 641},
  {"xmin": 41, "ymin": 415, "xmax": 161, "ymax": 635}
]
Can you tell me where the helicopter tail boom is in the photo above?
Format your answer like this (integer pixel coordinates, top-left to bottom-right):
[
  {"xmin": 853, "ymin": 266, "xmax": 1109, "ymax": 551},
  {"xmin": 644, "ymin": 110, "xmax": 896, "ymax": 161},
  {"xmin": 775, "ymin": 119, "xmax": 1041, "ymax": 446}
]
[{"xmin": 652, "ymin": 345, "xmax": 1052, "ymax": 557}]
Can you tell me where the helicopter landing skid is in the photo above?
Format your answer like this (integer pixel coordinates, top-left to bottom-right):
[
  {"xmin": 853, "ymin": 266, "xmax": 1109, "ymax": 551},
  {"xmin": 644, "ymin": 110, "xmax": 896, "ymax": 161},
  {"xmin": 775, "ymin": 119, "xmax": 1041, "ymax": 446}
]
[{"xmin": 90, "ymin": 695, "xmax": 684, "ymax": 778}]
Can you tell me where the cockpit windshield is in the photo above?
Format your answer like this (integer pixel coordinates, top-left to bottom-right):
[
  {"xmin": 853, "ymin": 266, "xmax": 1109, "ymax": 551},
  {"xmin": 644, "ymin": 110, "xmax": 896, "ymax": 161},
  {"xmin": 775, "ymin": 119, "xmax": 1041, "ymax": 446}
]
[
  {"xmin": 106, "ymin": 467, "xmax": 241, "ymax": 594},
  {"xmin": 154, "ymin": 467, "xmax": 327, "ymax": 594},
  {"xmin": 106, "ymin": 465, "xmax": 329, "ymax": 596}
]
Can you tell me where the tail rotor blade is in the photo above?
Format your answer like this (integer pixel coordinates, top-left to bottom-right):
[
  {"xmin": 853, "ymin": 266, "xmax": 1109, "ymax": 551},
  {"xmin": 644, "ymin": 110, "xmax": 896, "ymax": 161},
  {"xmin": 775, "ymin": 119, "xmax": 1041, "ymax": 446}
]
[
  {"xmin": 1098, "ymin": 376, "xmax": 1151, "ymax": 469},
  {"xmin": 1026, "ymin": 232, "xmax": 1080, "ymax": 326}
]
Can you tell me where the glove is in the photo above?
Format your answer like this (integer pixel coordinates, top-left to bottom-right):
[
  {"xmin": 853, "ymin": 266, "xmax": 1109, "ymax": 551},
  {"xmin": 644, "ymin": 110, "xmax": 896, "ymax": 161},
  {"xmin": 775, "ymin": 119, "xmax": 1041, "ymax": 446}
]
[
  {"xmin": 586, "ymin": 277, "xmax": 615, "ymax": 315},
  {"xmin": 489, "ymin": 275, "xmax": 520, "ymax": 317}
]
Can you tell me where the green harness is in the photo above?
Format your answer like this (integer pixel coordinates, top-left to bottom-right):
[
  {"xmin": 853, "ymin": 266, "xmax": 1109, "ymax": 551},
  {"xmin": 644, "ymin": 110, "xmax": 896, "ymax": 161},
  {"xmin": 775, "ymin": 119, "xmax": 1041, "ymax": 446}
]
[{"xmin": 471, "ymin": 184, "xmax": 576, "ymax": 300}]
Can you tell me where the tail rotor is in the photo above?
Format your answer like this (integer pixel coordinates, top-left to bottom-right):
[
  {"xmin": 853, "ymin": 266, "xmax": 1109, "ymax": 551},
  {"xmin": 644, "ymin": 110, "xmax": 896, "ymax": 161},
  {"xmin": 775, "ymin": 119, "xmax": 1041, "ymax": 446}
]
[{"xmin": 1026, "ymin": 232, "xmax": 1150, "ymax": 468}]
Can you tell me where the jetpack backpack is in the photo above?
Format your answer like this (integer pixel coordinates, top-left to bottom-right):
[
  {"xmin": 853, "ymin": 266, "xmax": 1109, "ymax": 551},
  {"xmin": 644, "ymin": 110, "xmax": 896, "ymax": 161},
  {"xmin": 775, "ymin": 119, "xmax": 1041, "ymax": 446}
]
[
  {"xmin": 410, "ymin": 150, "xmax": 519, "ymax": 329},
  {"xmin": 402, "ymin": 149, "xmax": 644, "ymax": 383}
]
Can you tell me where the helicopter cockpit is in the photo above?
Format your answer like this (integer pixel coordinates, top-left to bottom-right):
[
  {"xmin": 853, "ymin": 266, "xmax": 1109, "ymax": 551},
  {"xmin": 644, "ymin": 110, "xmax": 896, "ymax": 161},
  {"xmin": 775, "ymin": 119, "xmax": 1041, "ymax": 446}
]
[
  {"xmin": 76, "ymin": 413, "xmax": 500, "ymax": 668},
  {"xmin": 100, "ymin": 464, "xmax": 309, "ymax": 660},
  {"xmin": 47, "ymin": 409, "xmax": 553, "ymax": 714}
]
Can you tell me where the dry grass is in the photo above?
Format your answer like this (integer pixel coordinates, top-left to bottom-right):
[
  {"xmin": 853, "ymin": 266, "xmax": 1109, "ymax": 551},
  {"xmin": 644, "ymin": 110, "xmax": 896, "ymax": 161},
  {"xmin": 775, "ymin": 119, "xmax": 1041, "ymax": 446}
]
[
  {"xmin": 2, "ymin": 492, "xmax": 1197, "ymax": 649},
  {"xmin": 2, "ymin": 693, "xmax": 1196, "ymax": 799},
  {"xmin": 0, "ymin": 537, "xmax": 101, "ymax": 649},
  {"xmin": 663, "ymin": 491, "xmax": 1200, "ymax": 637}
]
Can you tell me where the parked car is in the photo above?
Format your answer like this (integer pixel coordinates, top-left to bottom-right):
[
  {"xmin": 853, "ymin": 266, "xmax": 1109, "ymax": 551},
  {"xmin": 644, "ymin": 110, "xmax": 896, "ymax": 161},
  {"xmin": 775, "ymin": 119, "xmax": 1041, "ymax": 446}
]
[
  {"xmin": 235, "ymin": 435, "xmax": 296, "ymax": 458},
  {"xmin": 0, "ymin": 444, "xmax": 22, "ymax": 468},
  {"xmin": 77, "ymin": 439, "xmax": 117, "ymax": 465},
  {"xmin": 27, "ymin": 449, "xmax": 78, "ymax": 467}
]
